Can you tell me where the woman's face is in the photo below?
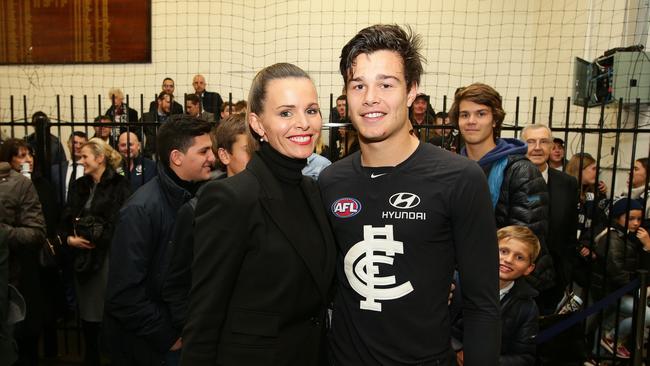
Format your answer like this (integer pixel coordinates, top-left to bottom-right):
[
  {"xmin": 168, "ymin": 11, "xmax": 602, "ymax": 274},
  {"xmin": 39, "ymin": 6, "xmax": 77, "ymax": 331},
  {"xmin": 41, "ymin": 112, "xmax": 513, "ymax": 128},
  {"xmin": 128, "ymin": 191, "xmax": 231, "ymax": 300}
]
[
  {"xmin": 249, "ymin": 77, "xmax": 322, "ymax": 159},
  {"xmin": 582, "ymin": 162, "xmax": 597, "ymax": 185},
  {"xmin": 10, "ymin": 147, "xmax": 33, "ymax": 173},
  {"xmin": 631, "ymin": 161, "xmax": 647, "ymax": 188},
  {"xmin": 79, "ymin": 146, "xmax": 104, "ymax": 177}
]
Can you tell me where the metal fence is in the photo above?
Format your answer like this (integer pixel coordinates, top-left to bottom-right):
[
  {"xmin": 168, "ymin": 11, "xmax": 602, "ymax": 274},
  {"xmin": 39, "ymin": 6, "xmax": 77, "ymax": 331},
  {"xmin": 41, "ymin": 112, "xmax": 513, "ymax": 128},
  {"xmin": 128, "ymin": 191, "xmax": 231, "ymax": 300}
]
[{"xmin": 1, "ymin": 94, "xmax": 650, "ymax": 364}]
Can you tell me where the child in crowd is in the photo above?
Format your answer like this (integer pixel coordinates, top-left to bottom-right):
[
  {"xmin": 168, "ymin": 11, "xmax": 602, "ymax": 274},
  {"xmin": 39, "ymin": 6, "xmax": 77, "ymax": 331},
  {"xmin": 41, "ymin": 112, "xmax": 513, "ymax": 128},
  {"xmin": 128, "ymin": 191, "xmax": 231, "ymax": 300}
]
[
  {"xmin": 454, "ymin": 225, "xmax": 540, "ymax": 366},
  {"xmin": 592, "ymin": 198, "xmax": 649, "ymax": 359}
]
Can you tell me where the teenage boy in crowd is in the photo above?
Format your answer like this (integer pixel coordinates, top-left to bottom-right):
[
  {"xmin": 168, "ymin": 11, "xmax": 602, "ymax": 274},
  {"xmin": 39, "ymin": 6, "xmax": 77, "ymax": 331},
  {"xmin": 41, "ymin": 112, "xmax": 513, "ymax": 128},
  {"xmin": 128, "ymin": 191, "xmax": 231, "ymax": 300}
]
[
  {"xmin": 319, "ymin": 24, "xmax": 500, "ymax": 366},
  {"xmin": 454, "ymin": 225, "xmax": 540, "ymax": 366},
  {"xmin": 450, "ymin": 83, "xmax": 553, "ymax": 294}
]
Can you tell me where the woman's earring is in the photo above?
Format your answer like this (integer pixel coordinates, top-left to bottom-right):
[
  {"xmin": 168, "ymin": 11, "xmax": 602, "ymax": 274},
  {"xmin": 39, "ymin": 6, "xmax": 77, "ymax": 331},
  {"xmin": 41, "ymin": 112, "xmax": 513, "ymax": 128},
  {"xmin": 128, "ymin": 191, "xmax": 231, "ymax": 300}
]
[{"xmin": 260, "ymin": 136, "xmax": 264, "ymax": 142}]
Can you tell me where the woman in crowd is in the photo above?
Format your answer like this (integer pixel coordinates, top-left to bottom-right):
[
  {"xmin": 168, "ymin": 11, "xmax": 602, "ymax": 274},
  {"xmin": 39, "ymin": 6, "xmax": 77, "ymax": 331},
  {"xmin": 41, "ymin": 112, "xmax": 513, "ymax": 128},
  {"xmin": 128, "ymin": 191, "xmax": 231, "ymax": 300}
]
[
  {"xmin": 181, "ymin": 63, "xmax": 336, "ymax": 366},
  {"xmin": 59, "ymin": 138, "xmax": 130, "ymax": 365},
  {"xmin": 566, "ymin": 152, "xmax": 610, "ymax": 289}
]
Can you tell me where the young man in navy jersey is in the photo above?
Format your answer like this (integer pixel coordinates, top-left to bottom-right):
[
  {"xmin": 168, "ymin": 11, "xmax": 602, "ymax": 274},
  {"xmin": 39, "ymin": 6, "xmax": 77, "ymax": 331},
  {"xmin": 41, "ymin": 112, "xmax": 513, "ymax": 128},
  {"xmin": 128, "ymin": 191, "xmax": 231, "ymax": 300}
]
[{"xmin": 318, "ymin": 24, "xmax": 501, "ymax": 365}]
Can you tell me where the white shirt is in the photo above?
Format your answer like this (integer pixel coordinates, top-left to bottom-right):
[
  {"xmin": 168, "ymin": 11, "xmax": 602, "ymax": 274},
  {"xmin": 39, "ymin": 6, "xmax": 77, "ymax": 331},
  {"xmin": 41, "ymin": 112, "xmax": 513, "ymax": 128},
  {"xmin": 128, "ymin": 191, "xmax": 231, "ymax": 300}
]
[
  {"xmin": 65, "ymin": 160, "xmax": 85, "ymax": 199},
  {"xmin": 540, "ymin": 163, "xmax": 549, "ymax": 184},
  {"xmin": 499, "ymin": 281, "xmax": 515, "ymax": 301}
]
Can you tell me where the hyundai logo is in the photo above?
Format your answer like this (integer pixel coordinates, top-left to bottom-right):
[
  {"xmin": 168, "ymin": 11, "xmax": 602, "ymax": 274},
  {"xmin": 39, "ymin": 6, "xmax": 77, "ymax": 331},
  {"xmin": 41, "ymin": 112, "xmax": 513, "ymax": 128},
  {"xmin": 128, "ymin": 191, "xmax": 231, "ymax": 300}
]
[{"xmin": 389, "ymin": 192, "xmax": 421, "ymax": 209}]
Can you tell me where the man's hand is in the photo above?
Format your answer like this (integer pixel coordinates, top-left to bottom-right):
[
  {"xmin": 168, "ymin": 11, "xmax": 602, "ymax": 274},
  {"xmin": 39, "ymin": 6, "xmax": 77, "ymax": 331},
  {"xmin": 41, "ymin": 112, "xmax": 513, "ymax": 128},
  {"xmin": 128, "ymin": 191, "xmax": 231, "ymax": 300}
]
[{"xmin": 637, "ymin": 227, "xmax": 650, "ymax": 249}]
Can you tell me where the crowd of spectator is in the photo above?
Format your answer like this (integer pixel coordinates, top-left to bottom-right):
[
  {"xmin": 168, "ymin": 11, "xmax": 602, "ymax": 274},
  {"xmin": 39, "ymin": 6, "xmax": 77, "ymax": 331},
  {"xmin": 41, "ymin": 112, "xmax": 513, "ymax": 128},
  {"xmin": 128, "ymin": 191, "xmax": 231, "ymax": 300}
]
[{"xmin": 0, "ymin": 26, "xmax": 649, "ymax": 366}]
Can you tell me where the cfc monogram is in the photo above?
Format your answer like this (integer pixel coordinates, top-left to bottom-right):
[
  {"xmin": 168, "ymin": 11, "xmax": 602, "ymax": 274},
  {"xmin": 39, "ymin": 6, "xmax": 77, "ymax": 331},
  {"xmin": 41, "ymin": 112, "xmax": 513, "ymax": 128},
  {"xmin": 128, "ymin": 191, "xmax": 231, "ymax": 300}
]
[{"xmin": 344, "ymin": 225, "xmax": 414, "ymax": 311}]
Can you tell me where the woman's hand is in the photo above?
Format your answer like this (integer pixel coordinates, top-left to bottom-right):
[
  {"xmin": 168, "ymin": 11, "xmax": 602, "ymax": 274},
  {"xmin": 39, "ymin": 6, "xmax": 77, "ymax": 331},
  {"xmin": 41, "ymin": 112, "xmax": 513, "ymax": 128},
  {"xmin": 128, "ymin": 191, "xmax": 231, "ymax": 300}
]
[
  {"xmin": 598, "ymin": 181, "xmax": 607, "ymax": 194},
  {"xmin": 638, "ymin": 227, "xmax": 650, "ymax": 250},
  {"xmin": 67, "ymin": 235, "xmax": 94, "ymax": 249}
]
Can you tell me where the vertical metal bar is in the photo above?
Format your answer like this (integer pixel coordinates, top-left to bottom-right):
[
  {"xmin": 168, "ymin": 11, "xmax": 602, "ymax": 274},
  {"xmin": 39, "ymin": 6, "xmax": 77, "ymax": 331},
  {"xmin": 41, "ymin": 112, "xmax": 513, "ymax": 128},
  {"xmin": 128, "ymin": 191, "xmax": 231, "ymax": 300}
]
[
  {"xmin": 10, "ymin": 95, "xmax": 15, "ymax": 137},
  {"xmin": 532, "ymin": 96, "xmax": 537, "ymax": 124},
  {"xmin": 562, "ymin": 97, "xmax": 571, "ymax": 173},
  {"xmin": 442, "ymin": 95, "xmax": 447, "ymax": 113},
  {"xmin": 23, "ymin": 95, "xmax": 28, "ymax": 136},
  {"xmin": 548, "ymin": 97, "xmax": 554, "ymax": 129},
  {"xmin": 632, "ymin": 270, "xmax": 648, "ymax": 366},
  {"xmin": 514, "ymin": 97, "xmax": 520, "ymax": 139}
]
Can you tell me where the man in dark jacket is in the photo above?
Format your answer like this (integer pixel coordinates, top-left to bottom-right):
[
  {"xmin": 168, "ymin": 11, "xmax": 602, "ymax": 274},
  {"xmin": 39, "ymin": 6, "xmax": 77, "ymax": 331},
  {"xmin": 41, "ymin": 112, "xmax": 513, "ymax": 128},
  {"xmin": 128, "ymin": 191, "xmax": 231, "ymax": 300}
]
[
  {"xmin": 105, "ymin": 116, "xmax": 215, "ymax": 365},
  {"xmin": 142, "ymin": 91, "xmax": 173, "ymax": 158},
  {"xmin": 192, "ymin": 74, "xmax": 223, "ymax": 115},
  {"xmin": 452, "ymin": 83, "xmax": 553, "ymax": 293},
  {"xmin": 522, "ymin": 124, "xmax": 579, "ymax": 314}
]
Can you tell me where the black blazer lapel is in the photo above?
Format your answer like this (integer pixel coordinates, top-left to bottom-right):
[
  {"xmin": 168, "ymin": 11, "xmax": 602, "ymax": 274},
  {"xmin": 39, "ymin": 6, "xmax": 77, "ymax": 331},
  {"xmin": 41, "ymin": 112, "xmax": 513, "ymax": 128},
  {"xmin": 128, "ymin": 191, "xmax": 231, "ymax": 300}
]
[{"xmin": 248, "ymin": 156, "xmax": 331, "ymax": 300}]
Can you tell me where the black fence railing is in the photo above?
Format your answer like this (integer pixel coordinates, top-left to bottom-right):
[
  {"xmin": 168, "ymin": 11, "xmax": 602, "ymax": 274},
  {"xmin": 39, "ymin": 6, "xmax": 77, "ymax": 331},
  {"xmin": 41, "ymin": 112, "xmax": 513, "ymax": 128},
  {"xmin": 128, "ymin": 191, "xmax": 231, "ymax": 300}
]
[{"xmin": 1, "ymin": 94, "xmax": 650, "ymax": 364}]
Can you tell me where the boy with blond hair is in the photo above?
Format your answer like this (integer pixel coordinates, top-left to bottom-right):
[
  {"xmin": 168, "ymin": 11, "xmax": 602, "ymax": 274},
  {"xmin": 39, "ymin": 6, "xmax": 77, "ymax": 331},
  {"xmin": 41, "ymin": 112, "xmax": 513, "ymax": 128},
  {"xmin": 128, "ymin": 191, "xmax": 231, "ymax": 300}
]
[{"xmin": 455, "ymin": 225, "xmax": 540, "ymax": 366}]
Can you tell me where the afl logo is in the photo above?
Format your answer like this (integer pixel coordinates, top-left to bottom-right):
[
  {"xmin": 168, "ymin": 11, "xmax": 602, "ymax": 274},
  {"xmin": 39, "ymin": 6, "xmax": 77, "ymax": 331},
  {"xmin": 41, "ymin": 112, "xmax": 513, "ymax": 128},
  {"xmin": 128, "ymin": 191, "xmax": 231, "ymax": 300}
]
[
  {"xmin": 389, "ymin": 192, "xmax": 421, "ymax": 209},
  {"xmin": 332, "ymin": 198, "xmax": 362, "ymax": 218}
]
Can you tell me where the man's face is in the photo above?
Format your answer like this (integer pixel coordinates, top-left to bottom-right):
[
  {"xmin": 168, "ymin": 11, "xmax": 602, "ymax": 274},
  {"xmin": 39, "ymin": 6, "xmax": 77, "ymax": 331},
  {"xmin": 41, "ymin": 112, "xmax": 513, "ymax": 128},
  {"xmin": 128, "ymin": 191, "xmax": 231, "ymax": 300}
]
[
  {"xmin": 499, "ymin": 238, "xmax": 535, "ymax": 283},
  {"xmin": 219, "ymin": 134, "xmax": 252, "ymax": 177},
  {"xmin": 345, "ymin": 50, "xmax": 417, "ymax": 144},
  {"xmin": 523, "ymin": 128, "xmax": 552, "ymax": 168},
  {"xmin": 550, "ymin": 142, "xmax": 565, "ymax": 163},
  {"xmin": 412, "ymin": 98, "xmax": 427, "ymax": 115},
  {"xmin": 162, "ymin": 79, "xmax": 175, "ymax": 95},
  {"xmin": 159, "ymin": 95, "xmax": 171, "ymax": 114},
  {"xmin": 175, "ymin": 134, "xmax": 216, "ymax": 181},
  {"xmin": 193, "ymin": 75, "xmax": 206, "ymax": 94},
  {"xmin": 336, "ymin": 99, "xmax": 347, "ymax": 119},
  {"xmin": 434, "ymin": 117, "xmax": 451, "ymax": 136},
  {"xmin": 458, "ymin": 100, "xmax": 495, "ymax": 147},
  {"xmin": 94, "ymin": 118, "xmax": 112, "ymax": 138},
  {"xmin": 118, "ymin": 132, "xmax": 140, "ymax": 160},
  {"xmin": 111, "ymin": 95, "xmax": 123, "ymax": 108},
  {"xmin": 186, "ymin": 101, "xmax": 201, "ymax": 117},
  {"xmin": 69, "ymin": 135, "xmax": 87, "ymax": 160}
]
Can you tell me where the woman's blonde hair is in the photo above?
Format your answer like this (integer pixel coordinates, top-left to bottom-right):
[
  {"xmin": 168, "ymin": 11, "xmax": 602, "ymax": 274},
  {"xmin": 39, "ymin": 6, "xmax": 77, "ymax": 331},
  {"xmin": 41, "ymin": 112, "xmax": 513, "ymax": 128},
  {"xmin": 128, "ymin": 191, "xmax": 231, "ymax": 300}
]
[{"xmin": 82, "ymin": 138, "xmax": 122, "ymax": 171}]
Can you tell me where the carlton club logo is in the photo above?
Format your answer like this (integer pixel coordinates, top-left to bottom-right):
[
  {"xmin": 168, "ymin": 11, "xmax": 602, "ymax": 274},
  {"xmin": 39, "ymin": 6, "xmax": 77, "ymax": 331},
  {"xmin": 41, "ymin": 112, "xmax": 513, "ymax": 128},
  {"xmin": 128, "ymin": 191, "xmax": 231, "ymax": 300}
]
[
  {"xmin": 332, "ymin": 197, "xmax": 362, "ymax": 218},
  {"xmin": 344, "ymin": 225, "xmax": 414, "ymax": 312},
  {"xmin": 389, "ymin": 192, "xmax": 421, "ymax": 209}
]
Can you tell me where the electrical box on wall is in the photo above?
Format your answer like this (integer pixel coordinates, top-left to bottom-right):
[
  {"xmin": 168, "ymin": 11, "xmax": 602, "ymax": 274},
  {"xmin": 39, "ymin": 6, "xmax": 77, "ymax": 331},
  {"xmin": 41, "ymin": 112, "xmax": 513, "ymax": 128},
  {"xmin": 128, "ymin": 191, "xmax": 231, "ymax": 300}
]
[
  {"xmin": 573, "ymin": 49, "xmax": 650, "ymax": 107},
  {"xmin": 611, "ymin": 51, "xmax": 650, "ymax": 104}
]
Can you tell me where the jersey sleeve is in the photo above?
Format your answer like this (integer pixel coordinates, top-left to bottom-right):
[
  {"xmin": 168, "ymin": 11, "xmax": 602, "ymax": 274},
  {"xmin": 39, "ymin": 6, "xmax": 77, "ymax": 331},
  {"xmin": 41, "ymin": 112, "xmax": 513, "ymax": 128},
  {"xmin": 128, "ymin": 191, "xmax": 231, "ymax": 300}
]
[{"xmin": 451, "ymin": 162, "xmax": 501, "ymax": 366}]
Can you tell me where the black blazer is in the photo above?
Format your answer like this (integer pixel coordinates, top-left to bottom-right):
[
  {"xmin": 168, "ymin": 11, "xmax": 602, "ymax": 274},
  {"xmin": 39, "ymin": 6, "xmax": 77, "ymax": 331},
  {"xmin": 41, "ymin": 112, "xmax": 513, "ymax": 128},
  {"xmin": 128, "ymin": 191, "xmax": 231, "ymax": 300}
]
[
  {"xmin": 200, "ymin": 91, "xmax": 223, "ymax": 115},
  {"xmin": 546, "ymin": 168, "xmax": 579, "ymax": 286},
  {"xmin": 181, "ymin": 155, "xmax": 336, "ymax": 366}
]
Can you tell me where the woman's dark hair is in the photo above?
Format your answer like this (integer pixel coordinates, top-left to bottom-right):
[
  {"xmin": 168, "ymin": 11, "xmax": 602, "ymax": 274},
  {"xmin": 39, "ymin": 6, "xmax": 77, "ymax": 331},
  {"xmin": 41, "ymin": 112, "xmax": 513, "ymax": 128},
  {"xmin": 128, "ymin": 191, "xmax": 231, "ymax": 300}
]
[
  {"xmin": 339, "ymin": 24, "xmax": 424, "ymax": 90},
  {"xmin": 0, "ymin": 138, "xmax": 30, "ymax": 163},
  {"xmin": 156, "ymin": 115, "xmax": 212, "ymax": 166},
  {"xmin": 637, "ymin": 157, "xmax": 648, "ymax": 174},
  {"xmin": 247, "ymin": 63, "xmax": 312, "ymax": 139}
]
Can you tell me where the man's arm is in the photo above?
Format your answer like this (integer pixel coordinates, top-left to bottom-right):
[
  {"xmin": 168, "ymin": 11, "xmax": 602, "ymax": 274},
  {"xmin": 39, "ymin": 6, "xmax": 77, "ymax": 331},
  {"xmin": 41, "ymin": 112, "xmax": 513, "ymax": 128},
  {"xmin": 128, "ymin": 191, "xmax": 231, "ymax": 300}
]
[
  {"xmin": 1, "ymin": 178, "xmax": 46, "ymax": 250},
  {"xmin": 451, "ymin": 163, "xmax": 501, "ymax": 366},
  {"xmin": 105, "ymin": 204, "xmax": 177, "ymax": 353}
]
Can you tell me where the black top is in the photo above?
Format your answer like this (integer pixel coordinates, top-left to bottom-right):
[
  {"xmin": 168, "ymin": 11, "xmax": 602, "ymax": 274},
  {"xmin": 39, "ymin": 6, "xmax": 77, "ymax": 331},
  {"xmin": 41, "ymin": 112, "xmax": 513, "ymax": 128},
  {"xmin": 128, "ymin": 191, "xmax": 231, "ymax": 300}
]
[
  {"xmin": 319, "ymin": 143, "xmax": 501, "ymax": 366},
  {"xmin": 258, "ymin": 143, "xmax": 325, "ymax": 269}
]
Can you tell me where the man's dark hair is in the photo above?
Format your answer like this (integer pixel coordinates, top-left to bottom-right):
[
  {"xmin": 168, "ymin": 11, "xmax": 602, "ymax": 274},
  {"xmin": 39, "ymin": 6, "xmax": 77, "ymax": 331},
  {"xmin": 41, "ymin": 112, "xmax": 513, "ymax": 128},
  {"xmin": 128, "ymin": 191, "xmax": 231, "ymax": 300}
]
[
  {"xmin": 31, "ymin": 111, "xmax": 49, "ymax": 125},
  {"xmin": 336, "ymin": 95, "xmax": 347, "ymax": 102},
  {"xmin": 435, "ymin": 111, "xmax": 448, "ymax": 119},
  {"xmin": 0, "ymin": 138, "xmax": 30, "ymax": 163},
  {"xmin": 94, "ymin": 115, "xmax": 110, "ymax": 123},
  {"xmin": 185, "ymin": 93, "xmax": 201, "ymax": 111},
  {"xmin": 68, "ymin": 131, "xmax": 88, "ymax": 143},
  {"xmin": 157, "ymin": 91, "xmax": 172, "ymax": 101},
  {"xmin": 221, "ymin": 101, "xmax": 233, "ymax": 113},
  {"xmin": 339, "ymin": 24, "xmax": 424, "ymax": 90},
  {"xmin": 162, "ymin": 77, "xmax": 174, "ymax": 85},
  {"xmin": 156, "ymin": 115, "xmax": 212, "ymax": 166}
]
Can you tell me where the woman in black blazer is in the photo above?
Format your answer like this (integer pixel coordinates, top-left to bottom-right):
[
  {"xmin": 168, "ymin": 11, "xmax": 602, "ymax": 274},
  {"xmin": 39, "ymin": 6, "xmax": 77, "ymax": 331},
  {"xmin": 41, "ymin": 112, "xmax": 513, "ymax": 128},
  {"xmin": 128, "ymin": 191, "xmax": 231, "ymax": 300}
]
[{"xmin": 181, "ymin": 63, "xmax": 336, "ymax": 366}]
